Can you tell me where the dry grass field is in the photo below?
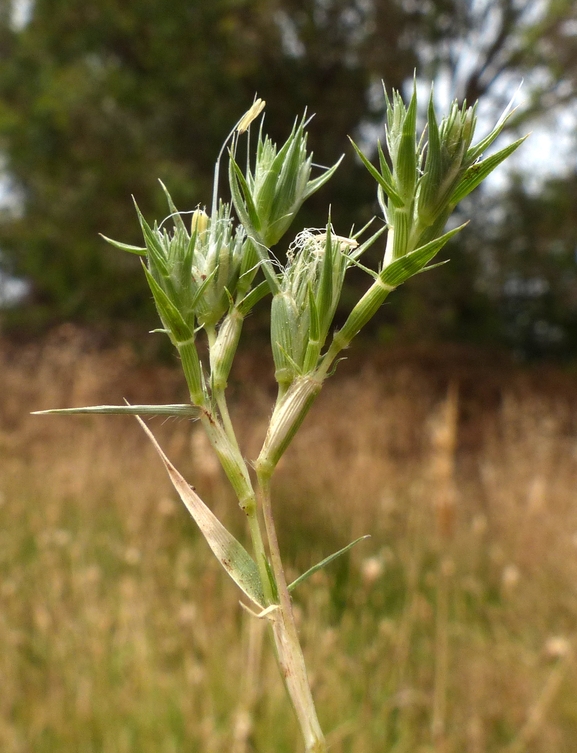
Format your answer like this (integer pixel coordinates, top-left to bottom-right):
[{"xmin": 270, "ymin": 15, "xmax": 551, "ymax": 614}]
[{"xmin": 1, "ymin": 325, "xmax": 577, "ymax": 752}]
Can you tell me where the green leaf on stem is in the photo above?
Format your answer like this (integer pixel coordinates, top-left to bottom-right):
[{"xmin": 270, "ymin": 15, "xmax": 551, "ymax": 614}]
[
  {"xmin": 133, "ymin": 200, "xmax": 169, "ymax": 275},
  {"xmin": 349, "ymin": 138, "xmax": 404, "ymax": 208},
  {"xmin": 465, "ymin": 97, "xmax": 518, "ymax": 163},
  {"xmin": 99, "ymin": 234, "xmax": 147, "ymax": 255},
  {"xmin": 32, "ymin": 404, "xmax": 201, "ymax": 417},
  {"xmin": 158, "ymin": 180, "xmax": 187, "ymax": 234},
  {"xmin": 237, "ymin": 279, "xmax": 270, "ymax": 316},
  {"xmin": 142, "ymin": 263, "xmax": 193, "ymax": 343},
  {"xmin": 302, "ymin": 156, "xmax": 343, "ymax": 201},
  {"xmin": 229, "ymin": 153, "xmax": 262, "ymax": 234},
  {"xmin": 380, "ymin": 223, "xmax": 467, "ymax": 287},
  {"xmin": 288, "ymin": 535, "xmax": 371, "ymax": 593},
  {"xmin": 449, "ymin": 135, "xmax": 528, "ymax": 206}
]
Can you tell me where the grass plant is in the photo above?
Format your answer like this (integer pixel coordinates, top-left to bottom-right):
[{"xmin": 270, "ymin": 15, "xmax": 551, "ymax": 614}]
[{"xmin": 27, "ymin": 85, "xmax": 540, "ymax": 750}]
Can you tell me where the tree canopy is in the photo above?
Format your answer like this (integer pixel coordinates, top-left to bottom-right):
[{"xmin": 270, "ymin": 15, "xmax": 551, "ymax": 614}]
[{"xmin": 0, "ymin": 0, "xmax": 576, "ymax": 357}]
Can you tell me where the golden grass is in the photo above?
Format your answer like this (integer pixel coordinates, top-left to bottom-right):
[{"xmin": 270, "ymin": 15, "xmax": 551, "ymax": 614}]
[{"xmin": 1, "ymin": 326, "xmax": 577, "ymax": 752}]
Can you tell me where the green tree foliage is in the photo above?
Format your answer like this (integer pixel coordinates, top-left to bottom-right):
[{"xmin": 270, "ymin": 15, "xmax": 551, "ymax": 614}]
[
  {"xmin": 472, "ymin": 173, "xmax": 577, "ymax": 359},
  {"xmin": 0, "ymin": 0, "xmax": 417, "ymax": 330},
  {"xmin": 378, "ymin": 174, "xmax": 577, "ymax": 361},
  {"xmin": 0, "ymin": 0, "xmax": 285, "ymax": 327},
  {"xmin": 414, "ymin": 0, "xmax": 577, "ymax": 109},
  {"xmin": 0, "ymin": 0, "xmax": 576, "ymax": 356}
]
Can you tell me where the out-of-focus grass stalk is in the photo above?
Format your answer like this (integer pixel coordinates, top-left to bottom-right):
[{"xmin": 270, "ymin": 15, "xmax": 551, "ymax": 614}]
[
  {"xmin": 504, "ymin": 644, "xmax": 573, "ymax": 753},
  {"xmin": 432, "ymin": 556, "xmax": 452, "ymax": 753},
  {"xmin": 430, "ymin": 383, "xmax": 459, "ymax": 751},
  {"xmin": 257, "ymin": 469, "xmax": 327, "ymax": 752},
  {"xmin": 232, "ymin": 615, "xmax": 266, "ymax": 753},
  {"xmin": 388, "ymin": 502, "xmax": 429, "ymax": 749}
]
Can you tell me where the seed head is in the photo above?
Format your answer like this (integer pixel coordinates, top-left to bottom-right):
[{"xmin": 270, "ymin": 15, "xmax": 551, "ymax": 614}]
[
  {"xmin": 270, "ymin": 225, "xmax": 356, "ymax": 388},
  {"xmin": 351, "ymin": 84, "xmax": 528, "ymax": 268},
  {"xmin": 135, "ymin": 186, "xmax": 255, "ymax": 338},
  {"xmin": 229, "ymin": 116, "xmax": 342, "ymax": 248}
]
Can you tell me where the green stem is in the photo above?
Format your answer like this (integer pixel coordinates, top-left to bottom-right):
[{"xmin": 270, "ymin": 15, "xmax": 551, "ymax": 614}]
[
  {"xmin": 216, "ymin": 389, "xmax": 238, "ymax": 446},
  {"xmin": 257, "ymin": 470, "xmax": 326, "ymax": 753},
  {"xmin": 432, "ymin": 556, "xmax": 451, "ymax": 752},
  {"xmin": 203, "ymin": 325, "xmax": 272, "ymax": 602},
  {"xmin": 317, "ymin": 279, "xmax": 395, "ymax": 381},
  {"xmin": 246, "ymin": 497, "xmax": 274, "ymax": 606},
  {"xmin": 206, "ymin": 317, "xmax": 244, "ymax": 445},
  {"xmin": 198, "ymin": 407, "xmax": 272, "ymax": 606}
]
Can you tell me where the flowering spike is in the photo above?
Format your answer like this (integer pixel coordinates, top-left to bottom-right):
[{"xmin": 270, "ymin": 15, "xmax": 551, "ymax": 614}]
[{"xmin": 229, "ymin": 114, "xmax": 340, "ymax": 248}]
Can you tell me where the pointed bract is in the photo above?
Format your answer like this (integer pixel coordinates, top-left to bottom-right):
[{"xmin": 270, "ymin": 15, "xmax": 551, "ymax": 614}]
[{"xmin": 229, "ymin": 115, "xmax": 341, "ymax": 248}]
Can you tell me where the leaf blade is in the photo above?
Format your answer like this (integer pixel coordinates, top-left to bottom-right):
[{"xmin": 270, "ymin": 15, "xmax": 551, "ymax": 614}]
[
  {"xmin": 138, "ymin": 418, "xmax": 266, "ymax": 608},
  {"xmin": 32, "ymin": 404, "xmax": 201, "ymax": 417},
  {"xmin": 380, "ymin": 223, "xmax": 467, "ymax": 287},
  {"xmin": 449, "ymin": 136, "xmax": 528, "ymax": 207},
  {"xmin": 288, "ymin": 535, "xmax": 371, "ymax": 593},
  {"xmin": 349, "ymin": 138, "xmax": 404, "ymax": 208},
  {"xmin": 99, "ymin": 234, "xmax": 147, "ymax": 255}
]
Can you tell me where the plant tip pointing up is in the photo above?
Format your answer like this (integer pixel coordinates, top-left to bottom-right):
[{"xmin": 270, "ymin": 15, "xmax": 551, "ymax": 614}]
[{"xmin": 237, "ymin": 98, "xmax": 266, "ymax": 134}]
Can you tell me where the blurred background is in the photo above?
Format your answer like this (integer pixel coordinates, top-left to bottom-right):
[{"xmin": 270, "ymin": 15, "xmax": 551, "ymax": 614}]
[
  {"xmin": 1, "ymin": 1, "xmax": 577, "ymax": 752},
  {"xmin": 0, "ymin": 0, "xmax": 576, "ymax": 358}
]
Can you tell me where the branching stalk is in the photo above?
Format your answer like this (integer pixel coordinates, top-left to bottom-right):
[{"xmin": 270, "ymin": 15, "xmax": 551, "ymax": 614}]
[
  {"xmin": 206, "ymin": 307, "xmax": 326, "ymax": 747},
  {"xmin": 197, "ymin": 407, "xmax": 272, "ymax": 604}
]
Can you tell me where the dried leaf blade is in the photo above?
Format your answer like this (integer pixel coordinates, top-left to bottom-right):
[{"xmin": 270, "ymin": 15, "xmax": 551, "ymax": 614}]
[{"xmin": 137, "ymin": 417, "xmax": 265, "ymax": 609}]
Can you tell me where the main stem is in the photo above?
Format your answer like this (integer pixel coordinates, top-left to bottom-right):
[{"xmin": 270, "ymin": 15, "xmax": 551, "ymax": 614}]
[
  {"xmin": 257, "ymin": 470, "xmax": 327, "ymax": 753},
  {"xmin": 198, "ymin": 409, "xmax": 272, "ymax": 606},
  {"xmin": 203, "ymin": 398, "xmax": 326, "ymax": 749},
  {"xmin": 204, "ymin": 330, "xmax": 325, "ymax": 749}
]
